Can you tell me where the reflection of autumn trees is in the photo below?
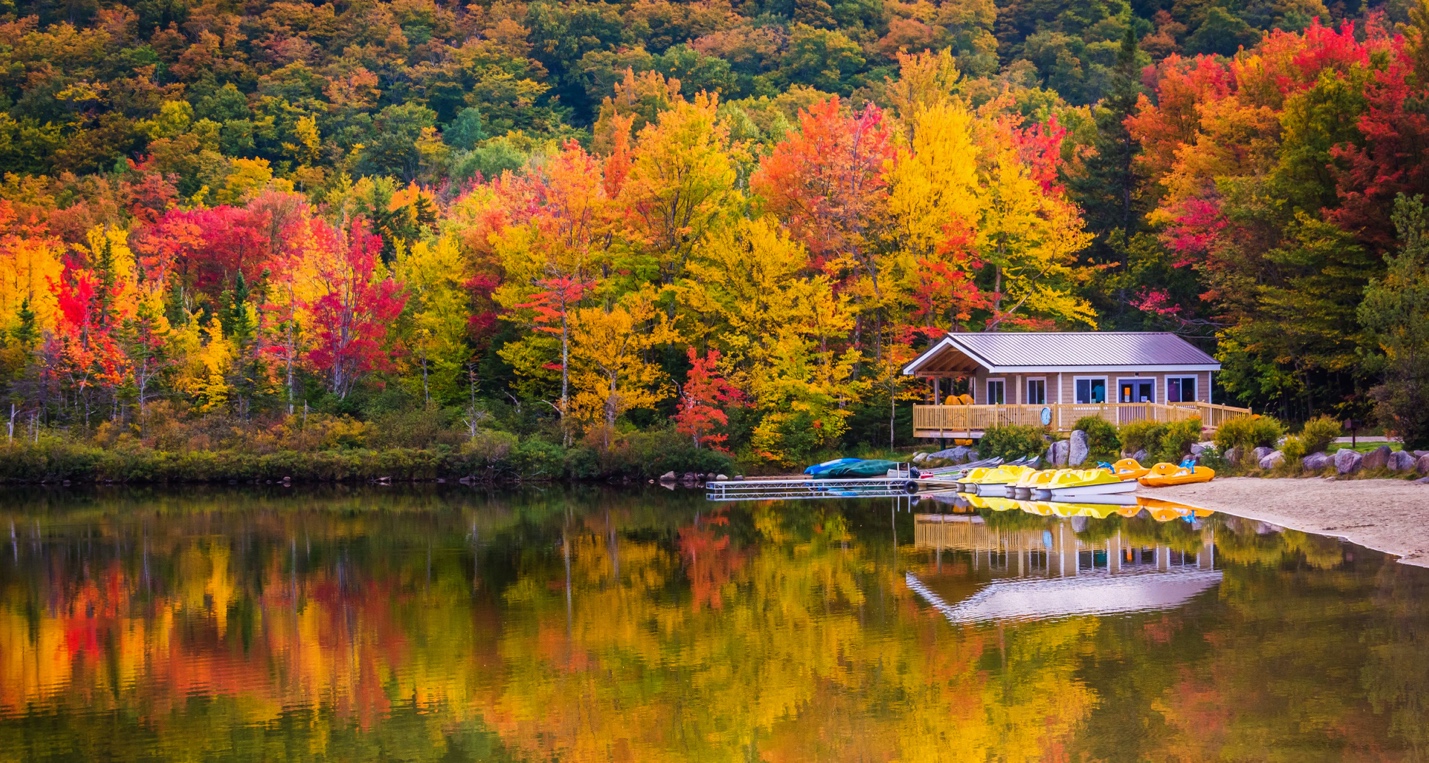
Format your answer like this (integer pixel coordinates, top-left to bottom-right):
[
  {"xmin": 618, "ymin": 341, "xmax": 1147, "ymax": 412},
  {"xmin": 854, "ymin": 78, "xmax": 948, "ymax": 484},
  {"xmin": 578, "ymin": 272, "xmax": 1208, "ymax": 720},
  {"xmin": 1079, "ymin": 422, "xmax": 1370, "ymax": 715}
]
[{"xmin": 3, "ymin": 491, "xmax": 1429, "ymax": 760}]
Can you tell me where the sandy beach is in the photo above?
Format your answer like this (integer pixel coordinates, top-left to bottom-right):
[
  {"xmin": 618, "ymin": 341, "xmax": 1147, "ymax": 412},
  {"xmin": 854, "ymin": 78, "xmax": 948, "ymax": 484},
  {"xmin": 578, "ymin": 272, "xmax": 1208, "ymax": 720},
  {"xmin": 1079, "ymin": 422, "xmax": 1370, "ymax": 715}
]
[{"xmin": 1145, "ymin": 477, "xmax": 1429, "ymax": 565}]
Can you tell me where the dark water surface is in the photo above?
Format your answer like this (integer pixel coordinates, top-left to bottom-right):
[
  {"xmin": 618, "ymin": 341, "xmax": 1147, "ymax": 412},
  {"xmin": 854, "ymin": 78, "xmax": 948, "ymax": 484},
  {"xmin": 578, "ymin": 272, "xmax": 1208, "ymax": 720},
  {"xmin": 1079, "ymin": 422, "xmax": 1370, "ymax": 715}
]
[{"xmin": 2, "ymin": 487, "xmax": 1428, "ymax": 761}]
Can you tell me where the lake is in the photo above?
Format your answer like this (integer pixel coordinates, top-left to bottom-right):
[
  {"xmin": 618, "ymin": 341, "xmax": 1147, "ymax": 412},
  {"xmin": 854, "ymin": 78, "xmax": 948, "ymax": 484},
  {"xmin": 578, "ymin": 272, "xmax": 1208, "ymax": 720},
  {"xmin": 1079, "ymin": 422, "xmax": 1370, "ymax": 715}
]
[{"xmin": 1, "ymin": 486, "xmax": 1427, "ymax": 761}]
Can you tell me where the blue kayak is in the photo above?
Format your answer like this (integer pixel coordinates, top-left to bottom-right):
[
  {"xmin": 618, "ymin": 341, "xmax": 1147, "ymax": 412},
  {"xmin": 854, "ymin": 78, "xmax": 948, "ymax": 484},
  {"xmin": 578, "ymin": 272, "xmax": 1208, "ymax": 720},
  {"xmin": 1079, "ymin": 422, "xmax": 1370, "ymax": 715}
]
[{"xmin": 804, "ymin": 458, "xmax": 865, "ymax": 476}]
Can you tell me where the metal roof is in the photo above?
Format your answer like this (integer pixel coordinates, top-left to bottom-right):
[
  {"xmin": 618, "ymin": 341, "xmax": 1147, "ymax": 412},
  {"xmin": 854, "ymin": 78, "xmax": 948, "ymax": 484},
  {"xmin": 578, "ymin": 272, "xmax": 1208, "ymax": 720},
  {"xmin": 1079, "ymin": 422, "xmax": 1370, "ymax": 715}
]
[{"xmin": 902, "ymin": 332, "xmax": 1221, "ymax": 375}]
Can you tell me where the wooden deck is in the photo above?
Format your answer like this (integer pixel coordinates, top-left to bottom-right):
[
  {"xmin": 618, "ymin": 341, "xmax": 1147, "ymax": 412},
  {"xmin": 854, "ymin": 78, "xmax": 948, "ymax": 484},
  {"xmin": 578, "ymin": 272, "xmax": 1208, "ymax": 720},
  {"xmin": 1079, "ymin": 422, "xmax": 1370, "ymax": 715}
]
[{"xmin": 911, "ymin": 402, "xmax": 1252, "ymax": 439}]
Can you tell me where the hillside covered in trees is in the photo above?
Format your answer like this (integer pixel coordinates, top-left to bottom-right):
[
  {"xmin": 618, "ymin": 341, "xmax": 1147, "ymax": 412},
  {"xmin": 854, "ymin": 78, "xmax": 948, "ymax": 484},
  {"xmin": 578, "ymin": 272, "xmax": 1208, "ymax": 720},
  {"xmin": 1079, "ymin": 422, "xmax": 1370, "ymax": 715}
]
[{"xmin": 2, "ymin": 0, "xmax": 1429, "ymax": 474}]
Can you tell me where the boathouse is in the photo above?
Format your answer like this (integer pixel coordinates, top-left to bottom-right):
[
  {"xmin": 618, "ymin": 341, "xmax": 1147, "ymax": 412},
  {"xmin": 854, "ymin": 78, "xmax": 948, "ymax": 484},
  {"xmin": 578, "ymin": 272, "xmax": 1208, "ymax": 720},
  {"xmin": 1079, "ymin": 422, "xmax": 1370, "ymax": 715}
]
[{"xmin": 901, "ymin": 331, "xmax": 1251, "ymax": 439}]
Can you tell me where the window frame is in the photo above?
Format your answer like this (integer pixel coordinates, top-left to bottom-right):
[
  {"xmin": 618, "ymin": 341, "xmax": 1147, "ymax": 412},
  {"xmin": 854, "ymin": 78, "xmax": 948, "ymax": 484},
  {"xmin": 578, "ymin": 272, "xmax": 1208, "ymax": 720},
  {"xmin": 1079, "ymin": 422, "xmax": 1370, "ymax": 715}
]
[
  {"xmin": 986, "ymin": 377, "xmax": 1006, "ymax": 406},
  {"xmin": 1025, "ymin": 376, "xmax": 1047, "ymax": 406},
  {"xmin": 1074, "ymin": 376, "xmax": 1109, "ymax": 405},
  {"xmin": 1166, "ymin": 375, "xmax": 1198, "ymax": 404}
]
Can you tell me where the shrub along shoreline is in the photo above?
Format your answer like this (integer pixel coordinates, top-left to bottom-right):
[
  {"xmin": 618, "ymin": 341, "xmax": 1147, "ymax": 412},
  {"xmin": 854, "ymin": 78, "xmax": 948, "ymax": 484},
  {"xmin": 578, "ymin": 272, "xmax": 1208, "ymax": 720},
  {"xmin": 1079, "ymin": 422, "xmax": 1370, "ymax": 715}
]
[{"xmin": 0, "ymin": 433, "xmax": 740, "ymax": 485}]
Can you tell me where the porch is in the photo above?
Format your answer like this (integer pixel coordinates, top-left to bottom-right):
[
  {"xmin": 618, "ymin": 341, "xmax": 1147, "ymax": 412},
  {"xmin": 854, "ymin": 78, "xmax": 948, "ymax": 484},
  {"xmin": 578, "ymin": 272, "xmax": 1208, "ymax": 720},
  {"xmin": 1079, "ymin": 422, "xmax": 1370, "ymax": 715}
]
[{"xmin": 910, "ymin": 401, "xmax": 1253, "ymax": 439}]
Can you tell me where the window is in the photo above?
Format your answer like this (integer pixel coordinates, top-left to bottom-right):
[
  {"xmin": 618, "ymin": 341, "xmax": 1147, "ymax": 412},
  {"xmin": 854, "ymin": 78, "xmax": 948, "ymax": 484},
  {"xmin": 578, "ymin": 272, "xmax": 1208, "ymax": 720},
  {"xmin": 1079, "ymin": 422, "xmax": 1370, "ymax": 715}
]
[
  {"xmin": 1167, "ymin": 376, "xmax": 1198, "ymax": 403},
  {"xmin": 1026, "ymin": 378, "xmax": 1046, "ymax": 405},
  {"xmin": 986, "ymin": 379, "xmax": 1005, "ymax": 405},
  {"xmin": 1118, "ymin": 378, "xmax": 1155, "ymax": 403},
  {"xmin": 1075, "ymin": 377, "xmax": 1107, "ymax": 404}
]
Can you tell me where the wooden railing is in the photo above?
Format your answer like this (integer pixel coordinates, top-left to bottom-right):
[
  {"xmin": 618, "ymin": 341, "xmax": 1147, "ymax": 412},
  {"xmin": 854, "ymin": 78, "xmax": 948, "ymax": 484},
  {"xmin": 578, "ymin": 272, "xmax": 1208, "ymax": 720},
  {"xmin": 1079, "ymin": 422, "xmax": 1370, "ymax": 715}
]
[{"xmin": 912, "ymin": 402, "xmax": 1252, "ymax": 437}]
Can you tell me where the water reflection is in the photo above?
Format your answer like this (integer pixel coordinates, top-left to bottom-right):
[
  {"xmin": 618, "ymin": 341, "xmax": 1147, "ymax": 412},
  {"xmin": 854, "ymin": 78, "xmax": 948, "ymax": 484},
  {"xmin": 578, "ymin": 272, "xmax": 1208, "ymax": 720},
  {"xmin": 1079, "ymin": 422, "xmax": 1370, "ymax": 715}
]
[{"xmin": 0, "ymin": 487, "xmax": 1426, "ymax": 760}]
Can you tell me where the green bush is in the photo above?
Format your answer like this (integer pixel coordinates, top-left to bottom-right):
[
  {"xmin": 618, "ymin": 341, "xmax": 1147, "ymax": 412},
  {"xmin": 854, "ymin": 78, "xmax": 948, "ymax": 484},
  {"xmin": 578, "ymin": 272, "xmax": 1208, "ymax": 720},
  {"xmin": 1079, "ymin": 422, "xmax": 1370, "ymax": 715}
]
[
  {"xmin": 1214, "ymin": 415, "xmax": 1284, "ymax": 459},
  {"xmin": 1118, "ymin": 421, "xmax": 1167, "ymax": 456},
  {"xmin": 979, "ymin": 425, "xmax": 1049, "ymax": 461},
  {"xmin": 1073, "ymin": 416, "xmax": 1120, "ymax": 461},
  {"xmin": 1282, "ymin": 435, "xmax": 1309, "ymax": 463},
  {"xmin": 1298, "ymin": 415, "xmax": 1341, "ymax": 454},
  {"xmin": 1155, "ymin": 418, "xmax": 1204, "ymax": 464}
]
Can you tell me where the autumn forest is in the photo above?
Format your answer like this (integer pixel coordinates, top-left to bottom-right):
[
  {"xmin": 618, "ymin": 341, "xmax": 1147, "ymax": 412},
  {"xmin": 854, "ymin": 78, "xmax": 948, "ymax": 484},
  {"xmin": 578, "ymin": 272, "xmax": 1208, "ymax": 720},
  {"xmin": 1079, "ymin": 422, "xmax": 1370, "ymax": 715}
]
[{"xmin": 2, "ymin": 0, "xmax": 1429, "ymax": 475}]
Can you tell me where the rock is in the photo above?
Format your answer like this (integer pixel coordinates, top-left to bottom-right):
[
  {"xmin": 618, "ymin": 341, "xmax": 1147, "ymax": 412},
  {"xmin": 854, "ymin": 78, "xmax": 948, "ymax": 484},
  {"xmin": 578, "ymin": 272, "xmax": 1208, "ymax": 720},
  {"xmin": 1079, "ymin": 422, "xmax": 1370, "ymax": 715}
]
[
  {"xmin": 1132, "ymin": 449, "xmax": 1149, "ymax": 465},
  {"xmin": 1223, "ymin": 447, "xmax": 1240, "ymax": 465},
  {"xmin": 1252, "ymin": 446, "xmax": 1273, "ymax": 464},
  {"xmin": 1388, "ymin": 450, "xmax": 1417, "ymax": 472},
  {"xmin": 1302, "ymin": 452, "xmax": 1331, "ymax": 472},
  {"xmin": 734, "ymin": 474, "xmax": 745, "ymax": 480},
  {"xmin": 1258, "ymin": 450, "xmax": 1284, "ymax": 470},
  {"xmin": 1362, "ymin": 445, "xmax": 1392, "ymax": 470},
  {"xmin": 1334, "ymin": 449, "xmax": 1363, "ymax": 475},
  {"xmin": 715, "ymin": 473, "xmax": 728, "ymax": 481},
  {"xmin": 928, "ymin": 445, "xmax": 969, "ymax": 463},
  {"xmin": 1068, "ymin": 430, "xmax": 1090, "ymax": 467},
  {"xmin": 682, "ymin": 472, "xmax": 698, "ymax": 482},
  {"xmin": 1415, "ymin": 450, "xmax": 1429, "ymax": 458},
  {"xmin": 912, "ymin": 452, "xmax": 928, "ymax": 463},
  {"xmin": 966, "ymin": 449, "xmax": 980, "ymax": 463},
  {"xmin": 1418, "ymin": 454, "xmax": 1429, "ymax": 474},
  {"xmin": 1417, "ymin": 475, "xmax": 1429, "ymax": 484},
  {"xmin": 659, "ymin": 471, "xmax": 677, "ymax": 483},
  {"xmin": 1190, "ymin": 441, "xmax": 1216, "ymax": 456},
  {"xmin": 1048, "ymin": 440, "xmax": 1070, "ymax": 467}
]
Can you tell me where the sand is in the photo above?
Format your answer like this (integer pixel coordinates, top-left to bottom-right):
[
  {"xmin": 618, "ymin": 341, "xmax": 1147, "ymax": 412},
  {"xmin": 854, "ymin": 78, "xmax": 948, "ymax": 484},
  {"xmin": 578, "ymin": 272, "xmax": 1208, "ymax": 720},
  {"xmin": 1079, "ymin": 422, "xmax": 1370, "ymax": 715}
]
[{"xmin": 1143, "ymin": 477, "xmax": 1429, "ymax": 565}]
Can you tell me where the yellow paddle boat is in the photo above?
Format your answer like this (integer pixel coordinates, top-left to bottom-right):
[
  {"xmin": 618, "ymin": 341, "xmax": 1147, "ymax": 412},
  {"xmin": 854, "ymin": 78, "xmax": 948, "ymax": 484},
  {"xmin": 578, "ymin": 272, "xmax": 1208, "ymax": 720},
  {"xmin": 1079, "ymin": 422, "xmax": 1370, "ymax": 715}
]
[
  {"xmin": 1033, "ymin": 468, "xmax": 1138, "ymax": 501},
  {"xmin": 956, "ymin": 467, "xmax": 993, "ymax": 492},
  {"xmin": 971, "ymin": 464, "xmax": 1036, "ymax": 497},
  {"xmin": 1138, "ymin": 462, "xmax": 1216, "ymax": 487},
  {"xmin": 1110, "ymin": 458, "xmax": 1151, "ymax": 481}
]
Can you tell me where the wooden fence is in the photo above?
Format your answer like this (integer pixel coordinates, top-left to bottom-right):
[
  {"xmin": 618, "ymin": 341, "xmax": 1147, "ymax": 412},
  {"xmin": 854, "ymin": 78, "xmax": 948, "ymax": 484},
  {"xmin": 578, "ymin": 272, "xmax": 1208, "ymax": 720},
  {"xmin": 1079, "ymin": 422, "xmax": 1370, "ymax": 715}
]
[{"xmin": 911, "ymin": 402, "xmax": 1252, "ymax": 438}]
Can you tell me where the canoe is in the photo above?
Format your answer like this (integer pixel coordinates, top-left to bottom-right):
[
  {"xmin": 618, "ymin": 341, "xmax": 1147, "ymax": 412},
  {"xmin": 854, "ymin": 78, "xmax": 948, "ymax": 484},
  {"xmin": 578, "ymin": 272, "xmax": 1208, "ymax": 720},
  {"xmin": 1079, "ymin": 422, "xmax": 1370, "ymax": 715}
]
[
  {"xmin": 1110, "ymin": 458, "xmax": 1150, "ymax": 481},
  {"xmin": 1138, "ymin": 463, "xmax": 1216, "ymax": 487}
]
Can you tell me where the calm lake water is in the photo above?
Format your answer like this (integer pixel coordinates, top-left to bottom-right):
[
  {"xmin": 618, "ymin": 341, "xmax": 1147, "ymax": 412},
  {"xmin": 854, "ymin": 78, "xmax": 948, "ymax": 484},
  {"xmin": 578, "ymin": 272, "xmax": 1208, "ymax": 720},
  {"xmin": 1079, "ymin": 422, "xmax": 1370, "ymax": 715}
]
[{"xmin": 1, "ymin": 487, "xmax": 1427, "ymax": 761}]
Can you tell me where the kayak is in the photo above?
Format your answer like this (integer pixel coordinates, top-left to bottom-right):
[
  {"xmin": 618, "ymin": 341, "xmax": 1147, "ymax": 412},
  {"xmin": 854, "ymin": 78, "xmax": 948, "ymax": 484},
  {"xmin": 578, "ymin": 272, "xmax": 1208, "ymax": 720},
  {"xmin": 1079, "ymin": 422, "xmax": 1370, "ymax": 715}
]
[
  {"xmin": 819, "ymin": 459, "xmax": 904, "ymax": 479},
  {"xmin": 1138, "ymin": 463, "xmax": 1216, "ymax": 487},
  {"xmin": 1110, "ymin": 458, "xmax": 1150, "ymax": 481},
  {"xmin": 805, "ymin": 457, "xmax": 864, "ymax": 476}
]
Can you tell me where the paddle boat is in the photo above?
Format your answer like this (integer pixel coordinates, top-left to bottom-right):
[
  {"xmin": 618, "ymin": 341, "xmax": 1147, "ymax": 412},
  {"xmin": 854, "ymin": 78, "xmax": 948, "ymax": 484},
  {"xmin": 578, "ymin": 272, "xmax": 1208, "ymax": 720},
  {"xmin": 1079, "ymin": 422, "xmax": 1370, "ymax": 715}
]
[
  {"xmin": 971, "ymin": 464, "xmax": 1037, "ymax": 497},
  {"xmin": 1138, "ymin": 460, "xmax": 1215, "ymax": 487},
  {"xmin": 1109, "ymin": 458, "xmax": 1151, "ymax": 481},
  {"xmin": 1010, "ymin": 468, "xmax": 1059, "ymax": 499},
  {"xmin": 1033, "ymin": 468, "xmax": 1139, "ymax": 502}
]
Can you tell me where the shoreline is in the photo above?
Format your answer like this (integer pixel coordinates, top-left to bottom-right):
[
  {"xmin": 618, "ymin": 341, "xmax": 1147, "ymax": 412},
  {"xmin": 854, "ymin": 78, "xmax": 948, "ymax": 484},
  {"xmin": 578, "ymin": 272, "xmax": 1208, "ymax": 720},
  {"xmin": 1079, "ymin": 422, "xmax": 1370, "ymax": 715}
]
[{"xmin": 1143, "ymin": 477, "xmax": 1429, "ymax": 566}]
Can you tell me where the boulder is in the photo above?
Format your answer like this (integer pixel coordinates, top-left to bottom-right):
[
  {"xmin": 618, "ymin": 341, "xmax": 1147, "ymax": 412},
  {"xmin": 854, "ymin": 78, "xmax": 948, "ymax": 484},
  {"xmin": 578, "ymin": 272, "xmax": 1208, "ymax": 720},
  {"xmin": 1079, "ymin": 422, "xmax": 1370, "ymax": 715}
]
[
  {"xmin": 1415, "ymin": 450, "xmax": 1429, "ymax": 458},
  {"xmin": 1131, "ymin": 449, "xmax": 1149, "ymax": 465},
  {"xmin": 715, "ymin": 474, "xmax": 728, "ymax": 481},
  {"xmin": 928, "ymin": 445, "xmax": 970, "ymax": 463},
  {"xmin": 1252, "ymin": 446, "xmax": 1274, "ymax": 464},
  {"xmin": 912, "ymin": 452, "xmax": 928, "ymax": 463},
  {"xmin": 1418, "ymin": 454, "xmax": 1429, "ymax": 475},
  {"xmin": 1190, "ymin": 441, "xmax": 1216, "ymax": 456},
  {"xmin": 1258, "ymin": 450, "xmax": 1284, "ymax": 470},
  {"xmin": 659, "ymin": 471, "xmax": 677, "ymax": 483},
  {"xmin": 1362, "ymin": 445, "xmax": 1392, "ymax": 470},
  {"xmin": 1388, "ymin": 450, "xmax": 1416, "ymax": 472},
  {"xmin": 1301, "ymin": 452, "xmax": 1331, "ymax": 472},
  {"xmin": 1223, "ymin": 447, "xmax": 1240, "ymax": 465},
  {"xmin": 1334, "ymin": 449, "xmax": 1363, "ymax": 475},
  {"xmin": 1417, "ymin": 475, "xmax": 1429, "ymax": 485},
  {"xmin": 1068, "ymin": 430, "xmax": 1090, "ymax": 466},
  {"xmin": 967, "ymin": 449, "xmax": 980, "ymax": 463},
  {"xmin": 1048, "ymin": 439, "xmax": 1070, "ymax": 467}
]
